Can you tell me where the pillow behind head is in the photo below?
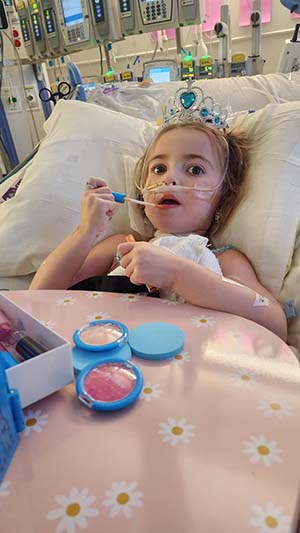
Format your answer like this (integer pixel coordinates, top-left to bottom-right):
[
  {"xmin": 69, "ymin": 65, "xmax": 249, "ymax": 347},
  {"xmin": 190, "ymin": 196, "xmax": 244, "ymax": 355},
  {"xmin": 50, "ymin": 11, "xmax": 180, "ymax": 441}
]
[
  {"xmin": 0, "ymin": 100, "xmax": 157, "ymax": 277},
  {"xmin": 214, "ymin": 101, "xmax": 300, "ymax": 299}
]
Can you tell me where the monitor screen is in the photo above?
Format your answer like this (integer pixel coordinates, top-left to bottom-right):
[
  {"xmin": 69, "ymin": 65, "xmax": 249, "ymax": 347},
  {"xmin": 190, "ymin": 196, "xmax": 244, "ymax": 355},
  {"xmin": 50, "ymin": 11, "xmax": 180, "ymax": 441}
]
[
  {"xmin": 60, "ymin": 0, "xmax": 83, "ymax": 26},
  {"xmin": 149, "ymin": 66, "xmax": 171, "ymax": 83}
]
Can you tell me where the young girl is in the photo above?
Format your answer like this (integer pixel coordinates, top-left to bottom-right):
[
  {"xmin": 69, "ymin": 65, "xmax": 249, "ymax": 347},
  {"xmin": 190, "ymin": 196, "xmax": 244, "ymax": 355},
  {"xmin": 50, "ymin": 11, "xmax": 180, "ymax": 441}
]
[{"xmin": 30, "ymin": 121, "xmax": 287, "ymax": 341}]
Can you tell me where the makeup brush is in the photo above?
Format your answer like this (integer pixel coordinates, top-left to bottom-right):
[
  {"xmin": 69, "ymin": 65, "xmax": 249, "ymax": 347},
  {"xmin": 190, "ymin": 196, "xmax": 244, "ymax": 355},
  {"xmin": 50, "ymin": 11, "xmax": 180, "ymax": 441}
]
[{"xmin": 112, "ymin": 192, "xmax": 158, "ymax": 208}]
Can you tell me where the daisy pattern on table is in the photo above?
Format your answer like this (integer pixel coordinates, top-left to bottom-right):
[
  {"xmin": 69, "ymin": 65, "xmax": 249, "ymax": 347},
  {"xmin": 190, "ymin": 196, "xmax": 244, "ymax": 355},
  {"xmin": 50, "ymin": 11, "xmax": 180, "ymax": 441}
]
[
  {"xmin": 47, "ymin": 487, "xmax": 99, "ymax": 532},
  {"xmin": 0, "ymin": 480, "xmax": 11, "ymax": 496},
  {"xmin": 56, "ymin": 296, "xmax": 77, "ymax": 306},
  {"xmin": 243, "ymin": 435, "xmax": 283, "ymax": 467},
  {"xmin": 102, "ymin": 481, "xmax": 144, "ymax": 519},
  {"xmin": 140, "ymin": 383, "xmax": 161, "ymax": 402},
  {"xmin": 231, "ymin": 368, "xmax": 257, "ymax": 387},
  {"xmin": 191, "ymin": 315, "xmax": 216, "ymax": 328},
  {"xmin": 159, "ymin": 417, "xmax": 195, "ymax": 446},
  {"xmin": 119, "ymin": 293, "xmax": 142, "ymax": 302},
  {"xmin": 258, "ymin": 400, "xmax": 291, "ymax": 421},
  {"xmin": 87, "ymin": 292, "xmax": 103, "ymax": 299},
  {"xmin": 23, "ymin": 409, "xmax": 48, "ymax": 436},
  {"xmin": 40, "ymin": 319, "xmax": 56, "ymax": 330},
  {"xmin": 250, "ymin": 502, "xmax": 292, "ymax": 532},
  {"xmin": 161, "ymin": 298, "xmax": 181, "ymax": 306},
  {"xmin": 171, "ymin": 351, "xmax": 191, "ymax": 365},
  {"xmin": 87, "ymin": 311, "xmax": 110, "ymax": 322}
]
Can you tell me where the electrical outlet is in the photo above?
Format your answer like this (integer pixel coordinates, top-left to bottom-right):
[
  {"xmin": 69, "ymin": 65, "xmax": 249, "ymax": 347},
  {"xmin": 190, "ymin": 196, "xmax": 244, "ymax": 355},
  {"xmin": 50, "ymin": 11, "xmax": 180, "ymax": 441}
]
[
  {"xmin": 24, "ymin": 86, "xmax": 39, "ymax": 110},
  {"xmin": 2, "ymin": 87, "xmax": 22, "ymax": 113}
]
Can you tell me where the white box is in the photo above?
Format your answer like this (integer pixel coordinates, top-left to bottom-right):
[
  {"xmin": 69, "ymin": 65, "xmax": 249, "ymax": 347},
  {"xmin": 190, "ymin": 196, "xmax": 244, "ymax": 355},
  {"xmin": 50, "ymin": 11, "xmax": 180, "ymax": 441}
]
[{"xmin": 0, "ymin": 294, "xmax": 74, "ymax": 408}]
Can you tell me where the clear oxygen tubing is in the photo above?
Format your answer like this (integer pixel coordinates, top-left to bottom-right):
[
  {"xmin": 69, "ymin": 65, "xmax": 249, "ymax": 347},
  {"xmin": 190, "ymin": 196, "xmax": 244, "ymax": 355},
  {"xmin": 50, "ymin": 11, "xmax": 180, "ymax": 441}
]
[{"xmin": 135, "ymin": 135, "xmax": 230, "ymax": 202}]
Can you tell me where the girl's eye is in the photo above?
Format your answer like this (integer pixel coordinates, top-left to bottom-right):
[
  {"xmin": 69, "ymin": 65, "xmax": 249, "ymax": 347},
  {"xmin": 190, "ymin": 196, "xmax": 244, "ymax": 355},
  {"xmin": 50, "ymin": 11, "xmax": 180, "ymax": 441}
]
[
  {"xmin": 187, "ymin": 165, "xmax": 205, "ymax": 176},
  {"xmin": 152, "ymin": 164, "xmax": 166, "ymax": 175}
]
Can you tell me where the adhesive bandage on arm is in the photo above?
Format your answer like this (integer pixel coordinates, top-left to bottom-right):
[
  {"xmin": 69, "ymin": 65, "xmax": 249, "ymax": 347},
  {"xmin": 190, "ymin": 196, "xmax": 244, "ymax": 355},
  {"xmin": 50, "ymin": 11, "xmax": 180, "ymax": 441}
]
[{"xmin": 222, "ymin": 277, "xmax": 270, "ymax": 308}]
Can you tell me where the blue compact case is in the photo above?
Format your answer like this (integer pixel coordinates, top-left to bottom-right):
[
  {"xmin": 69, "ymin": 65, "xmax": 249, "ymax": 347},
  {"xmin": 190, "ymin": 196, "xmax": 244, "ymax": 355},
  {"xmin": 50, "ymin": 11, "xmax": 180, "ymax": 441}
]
[{"xmin": 73, "ymin": 320, "xmax": 128, "ymax": 351}]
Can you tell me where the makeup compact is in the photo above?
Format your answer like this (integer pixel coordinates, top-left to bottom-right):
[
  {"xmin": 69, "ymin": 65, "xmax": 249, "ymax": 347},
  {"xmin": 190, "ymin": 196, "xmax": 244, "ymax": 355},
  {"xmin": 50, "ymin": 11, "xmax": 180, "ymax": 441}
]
[
  {"xmin": 72, "ymin": 320, "xmax": 131, "ymax": 373},
  {"xmin": 76, "ymin": 358, "xmax": 143, "ymax": 411},
  {"xmin": 73, "ymin": 319, "xmax": 185, "ymax": 412}
]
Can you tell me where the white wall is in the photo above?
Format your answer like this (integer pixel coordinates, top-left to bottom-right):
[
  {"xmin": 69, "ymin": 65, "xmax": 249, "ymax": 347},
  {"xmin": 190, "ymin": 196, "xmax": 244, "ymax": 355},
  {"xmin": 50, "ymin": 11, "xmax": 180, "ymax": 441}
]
[{"xmin": 65, "ymin": 0, "xmax": 300, "ymax": 79}]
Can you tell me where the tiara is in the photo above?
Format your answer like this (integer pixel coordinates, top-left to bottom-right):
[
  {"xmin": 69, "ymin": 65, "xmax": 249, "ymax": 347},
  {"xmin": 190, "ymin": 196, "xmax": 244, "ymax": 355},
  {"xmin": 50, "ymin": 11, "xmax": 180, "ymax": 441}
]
[{"xmin": 161, "ymin": 79, "xmax": 228, "ymax": 128}]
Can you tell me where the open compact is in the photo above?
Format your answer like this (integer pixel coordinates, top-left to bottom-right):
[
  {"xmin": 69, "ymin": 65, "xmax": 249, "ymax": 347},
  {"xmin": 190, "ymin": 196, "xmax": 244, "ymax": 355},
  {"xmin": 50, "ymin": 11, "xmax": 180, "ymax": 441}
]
[
  {"xmin": 76, "ymin": 358, "xmax": 143, "ymax": 411},
  {"xmin": 73, "ymin": 319, "xmax": 185, "ymax": 411}
]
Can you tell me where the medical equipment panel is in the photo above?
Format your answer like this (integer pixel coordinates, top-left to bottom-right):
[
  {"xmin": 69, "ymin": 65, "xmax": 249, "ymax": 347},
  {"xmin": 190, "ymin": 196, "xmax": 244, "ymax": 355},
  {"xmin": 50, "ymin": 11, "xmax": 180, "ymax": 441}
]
[
  {"xmin": 136, "ymin": 0, "xmax": 204, "ymax": 33},
  {"xmin": 14, "ymin": 0, "xmax": 35, "ymax": 59},
  {"xmin": 40, "ymin": 0, "xmax": 65, "ymax": 55},
  {"xmin": 119, "ymin": 0, "xmax": 137, "ymax": 36},
  {"xmin": 143, "ymin": 59, "xmax": 179, "ymax": 82},
  {"xmin": 55, "ymin": 0, "xmax": 94, "ymax": 52},
  {"xmin": 89, "ymin": 0, "xmax": 122, "ymax": 43},
  {"xmin": 27, "ymin": 0, "xmax": 47, "ymax": 59}
]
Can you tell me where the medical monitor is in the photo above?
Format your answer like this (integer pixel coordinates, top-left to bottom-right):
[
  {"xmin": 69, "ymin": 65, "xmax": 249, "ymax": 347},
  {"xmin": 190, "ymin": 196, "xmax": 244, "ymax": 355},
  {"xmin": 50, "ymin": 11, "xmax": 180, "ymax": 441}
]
[
  {"xmin": 143, "ymin": 60, "xmax": 178, "ymax": 82},
  {"xmin": 60, "ymin": 0, "xmax": 83, "ymax": 27}
]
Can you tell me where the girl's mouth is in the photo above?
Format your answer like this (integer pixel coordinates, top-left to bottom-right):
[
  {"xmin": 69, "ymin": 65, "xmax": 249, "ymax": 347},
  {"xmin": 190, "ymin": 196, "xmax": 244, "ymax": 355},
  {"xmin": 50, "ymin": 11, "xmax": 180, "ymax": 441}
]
[{"xmin": 157, "ymin": 195, "xmax": 181, "ymax": 208}]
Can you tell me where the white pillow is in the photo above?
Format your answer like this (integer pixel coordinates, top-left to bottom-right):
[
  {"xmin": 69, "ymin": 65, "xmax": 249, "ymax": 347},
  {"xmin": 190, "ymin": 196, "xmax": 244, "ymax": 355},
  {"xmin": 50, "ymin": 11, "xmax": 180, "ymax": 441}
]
[
  {"xmin": 0, "ymin": 100, "xmax": 156, "ymax": 276},
  {"xmin": 213, "ymin": 101, "xmax": 300, "ymax": 300}
]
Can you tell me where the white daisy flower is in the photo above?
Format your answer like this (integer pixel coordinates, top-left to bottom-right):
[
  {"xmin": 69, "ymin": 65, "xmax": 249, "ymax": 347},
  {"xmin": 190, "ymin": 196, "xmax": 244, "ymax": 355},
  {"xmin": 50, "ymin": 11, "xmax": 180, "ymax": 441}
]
[
  {"xmin": 56, "ymin": 296, "xmax": 76, "ymax": 306},
  {"xmin": 140, "ymin": 383, "xmax": 161, "ymax": 402},
  {"xmin": 0, "ymin": 480, "xmax": 11, "ymax": 496},
  {"xmin": 159, "ymin": 417, "xmax": 195, "ymax": 446},
  {"xmin": 87, "ymin": 292, "xmax": 103, "ymax": 299},
  {"xmin": 258, "ymin": 400, "xmax": 291, "ymax": 420},
  {"xmin": 24, "ymin": 409, "xmax": 48, "ymax": 436},
  {"xmin": 231, "ymin": 369, "xmax": 257, "ymax": 386},
  {"xmin": 171, "ymin": 351, "xmax": 191, "ymax": 365},
  {"xmin": 102, "ymin": 481, "xmax": 144, "ymax": 519},
  {"xmin": 87, "ymin": 311, "xmax": 110, "ymax": 322},
  {"xmin": 191, "ymin": 315, "xmax": 216, "ymax": 328},
  {"xmin": 47, "ymin": 487, "xmax": 99, "ymax": 531},
  {"xmin": 40, "ymin": 319, "xmax": 56, "ymax": 330},
  {"xmin": 119, "ymin": 294, "xmax": 141, "ymax": 302},
  {"xmin": 243, "ymin": 435, "xmax": 283, "ymax": 467},
  {"xmin": 251, "ymin": 501, "xmax": 292, "ymax": 532}
]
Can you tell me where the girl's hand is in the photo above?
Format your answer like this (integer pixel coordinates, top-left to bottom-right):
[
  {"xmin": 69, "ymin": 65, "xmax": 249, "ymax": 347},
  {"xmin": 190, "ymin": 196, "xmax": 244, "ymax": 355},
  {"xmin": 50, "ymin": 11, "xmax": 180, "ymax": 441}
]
[
  {"xmin": 117, "ymin": 241, "xmax": 179, "ymax": 289},
  {"xmin": 79, "ymin": 177, "xmax": 119, "ymax": 238}
]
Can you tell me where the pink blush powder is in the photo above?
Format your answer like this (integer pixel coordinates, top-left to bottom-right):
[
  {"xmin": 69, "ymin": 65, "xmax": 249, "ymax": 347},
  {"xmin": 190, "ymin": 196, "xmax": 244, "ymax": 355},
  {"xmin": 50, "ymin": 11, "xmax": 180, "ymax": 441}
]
[{"xmin": 83, "ymin": 363, "xmax": 137, "ymax": 402}]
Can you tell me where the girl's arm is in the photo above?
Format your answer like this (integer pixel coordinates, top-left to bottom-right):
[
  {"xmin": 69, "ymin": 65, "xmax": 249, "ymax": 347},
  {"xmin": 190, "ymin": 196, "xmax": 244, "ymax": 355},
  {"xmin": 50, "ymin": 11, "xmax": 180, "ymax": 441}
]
[
  {"xmin": 118, "ymin": 243, "xmax": 287, "ymax": 341},
  {"xmin": 29, "ymin": 231, "xmax": 126, "ymax": 290},
  {"xmin": 30, "ymin": 177, "xmax": 123, "ymax": 290}
]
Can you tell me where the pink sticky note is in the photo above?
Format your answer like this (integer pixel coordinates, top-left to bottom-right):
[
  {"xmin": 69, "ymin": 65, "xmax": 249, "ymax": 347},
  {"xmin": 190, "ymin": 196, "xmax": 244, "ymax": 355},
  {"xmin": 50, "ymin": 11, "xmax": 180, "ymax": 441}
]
[
  {"xmin": 240, "ymin": 0, "xmax": 272, "ymax": 27},
  {"xmin": 202, "ymin": 0, "xmax": 222, "ymax": 32},
  {"xmin": 291, "ymin": 11, "xmax": 300, "ymax": 18}
]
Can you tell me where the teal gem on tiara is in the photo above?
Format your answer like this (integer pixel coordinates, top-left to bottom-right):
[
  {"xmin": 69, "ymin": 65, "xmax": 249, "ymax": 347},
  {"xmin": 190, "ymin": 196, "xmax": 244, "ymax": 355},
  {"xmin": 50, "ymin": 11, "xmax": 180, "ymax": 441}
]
[
  {"xmin": 162, "ymin": 79, "xmax": 228, "ymax": 128},
  {"xmin": 180, "ymin": 91, "xmax": 196, "ymax": 109},
  {"xmin": 200, "ymin": 107, "xmax": 209, "ymax": 117}
]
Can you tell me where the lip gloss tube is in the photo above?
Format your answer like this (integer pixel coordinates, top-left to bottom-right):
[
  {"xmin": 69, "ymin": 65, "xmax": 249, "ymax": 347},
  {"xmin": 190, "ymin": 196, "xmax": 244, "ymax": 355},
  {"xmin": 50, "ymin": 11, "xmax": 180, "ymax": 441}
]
[{"xmin": 0, "ymin": 309, "xmax": 13, "ymax": 342}]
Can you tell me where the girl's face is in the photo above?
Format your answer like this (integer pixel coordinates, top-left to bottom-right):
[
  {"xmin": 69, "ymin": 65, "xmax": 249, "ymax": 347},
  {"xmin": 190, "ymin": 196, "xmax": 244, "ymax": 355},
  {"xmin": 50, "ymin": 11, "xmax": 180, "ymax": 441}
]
[{"xmin": 143, "ymin": 128, "xmax": 224, "ymax": 235}]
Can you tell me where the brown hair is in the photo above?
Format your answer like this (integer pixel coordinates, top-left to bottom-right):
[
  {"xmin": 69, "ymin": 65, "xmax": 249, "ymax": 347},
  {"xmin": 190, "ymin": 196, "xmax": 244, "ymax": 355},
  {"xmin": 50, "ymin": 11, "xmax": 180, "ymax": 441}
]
[{"xmin": 134, "ymin": 120, "xmax": 251, "ymax": 237}]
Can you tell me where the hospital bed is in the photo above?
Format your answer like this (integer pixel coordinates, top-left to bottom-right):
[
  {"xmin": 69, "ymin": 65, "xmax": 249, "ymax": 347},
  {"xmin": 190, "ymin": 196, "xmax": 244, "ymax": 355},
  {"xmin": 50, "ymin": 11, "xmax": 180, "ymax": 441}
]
[{"xmin": 0, "ymin": 71, "xmax": 300, "ymax": 355}]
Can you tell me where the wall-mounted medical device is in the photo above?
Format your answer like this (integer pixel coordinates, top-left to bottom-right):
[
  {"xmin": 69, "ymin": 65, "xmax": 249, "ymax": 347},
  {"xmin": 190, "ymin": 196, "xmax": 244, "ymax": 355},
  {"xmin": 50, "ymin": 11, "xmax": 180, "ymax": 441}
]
[
  {"xmin": 27, "ymin": 0, "xmax": 48, "ymax": 59},
  {"xmin": 89, "ymin": 0, "xmax": 122, "ymax": 43},
  {"xmin": 231, "ymin": 52, "xmax": 246, "ymax": 77},
  {"xmin": 197, "ymin": 55, "xmax": 213, "ymax": 79},
  {"xmin": 143, "ymin": 59, "xmax": 179, "ymax": 82},
  {"xmin": 245, "ymin": 0, "xmax": 265, "ymax": 76},
  {"xmin": 54, "ymin": 0, "xmax": 95, "ymax": 53},
  {"xmin": 122, "ymin": 0, "xmax": 205, "ymax": 35},
  {"xmin": 14, "ymin": 0, "xmax": 35, "ymax": 60},
  {"xmin": 214, "ymin": 4, "xmax": 231, "ymax": 78},
  {"xmin": 40, "ymin": 0, "xmax": 66, "ymax": 56},
  {"xmin": 277, "ymin": 23, "xmax": 300, "ymax": 73},
  {"xmin": 119, "ymin": 0, "xmax": 136, "ymax": 36}
]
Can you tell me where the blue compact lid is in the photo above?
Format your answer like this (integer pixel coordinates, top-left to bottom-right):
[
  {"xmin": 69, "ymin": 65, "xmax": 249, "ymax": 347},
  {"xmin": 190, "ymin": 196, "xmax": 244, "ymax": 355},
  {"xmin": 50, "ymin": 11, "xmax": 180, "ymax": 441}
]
[
  {"xmin": 76, "ymin": 357, "xmax": 143, "ymax": 411},
  {"xmin": 128, "ymin": 322, "xmax": 185, "ymax": 360},
  {"xmin": 72, "ymin": 343, "xmax": 132, "ymax": 374},
  {"xmin": 73, "ymin": 320, "xmax": 128, "ymax": 352}
]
